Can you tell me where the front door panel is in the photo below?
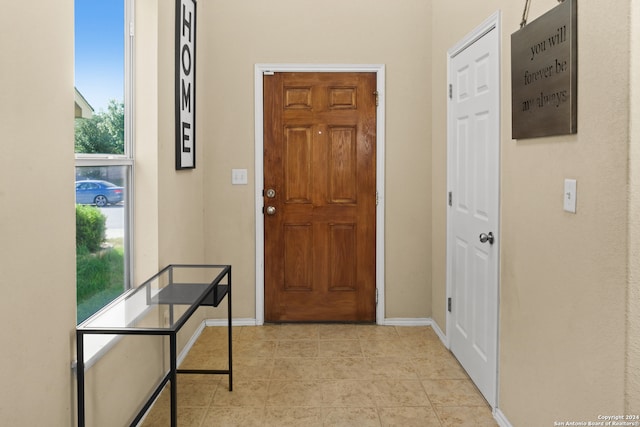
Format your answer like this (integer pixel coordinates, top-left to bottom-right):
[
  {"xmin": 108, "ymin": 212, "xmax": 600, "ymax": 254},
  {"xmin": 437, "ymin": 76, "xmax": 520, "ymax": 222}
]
[{"xmin": 264, "ymin": 72, "xmax": 377, "ymax": 322}]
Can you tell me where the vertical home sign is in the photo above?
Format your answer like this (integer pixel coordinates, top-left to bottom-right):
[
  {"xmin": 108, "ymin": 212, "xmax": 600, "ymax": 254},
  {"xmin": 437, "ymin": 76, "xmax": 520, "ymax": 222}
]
[
  {"xmin": 511, "ymin": 0, "xmax": 577, "ymax": 139},
  {"xmin": 175, "ymin": 0, "xmax": 196, "ymax": 169}
]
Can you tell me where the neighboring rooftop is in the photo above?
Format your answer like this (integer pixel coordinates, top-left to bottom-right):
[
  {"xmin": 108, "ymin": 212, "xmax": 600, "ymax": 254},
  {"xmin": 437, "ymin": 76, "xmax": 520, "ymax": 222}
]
[{"xmin": 74, "ymin": 87, "xmax": 94, "ymax": 119}]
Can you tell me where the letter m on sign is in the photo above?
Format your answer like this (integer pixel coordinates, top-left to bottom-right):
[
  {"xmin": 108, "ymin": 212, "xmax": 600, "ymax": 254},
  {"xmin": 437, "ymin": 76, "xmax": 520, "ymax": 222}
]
[{"xmin": 175, "ymin": 0, "xmax": 197, "ymax": 169}]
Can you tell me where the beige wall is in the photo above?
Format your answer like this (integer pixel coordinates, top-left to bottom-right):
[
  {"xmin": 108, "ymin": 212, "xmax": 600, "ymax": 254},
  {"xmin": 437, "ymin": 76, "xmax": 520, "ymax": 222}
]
[
  {"xmin": 431, "ymin": 0, "xmax": 631, "ymax": 424},
  {"xmin": 156, "ymin": 1, "xmax": 206, "ymax": 270},
  {"xmin": 135, "ymin": 0, "xmax": 206, "ymax": 277},
  {"xmin": 153, "ymin": 0, "xmax": 210, "ymax": 349},
  {"xmin": 82, "ymin": 336, "xmax": 165, "ymax": 426},
  {"xmin": 134, "ymin": 0, "xmax": 161, "ymax": 284},
  {"xmin": 0, "ymin": 0, "xmax": 76, "ymax": 425},
  {"xmin": 628, "ymin": 0, "xmax": 640, "ymax": 414},
  {"xmin": 200, "ymin": 0, "xmax": 433, "ymax": 320}
]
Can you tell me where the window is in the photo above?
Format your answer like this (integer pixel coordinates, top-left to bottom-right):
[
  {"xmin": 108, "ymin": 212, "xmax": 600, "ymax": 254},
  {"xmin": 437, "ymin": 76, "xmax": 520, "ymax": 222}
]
[{"xmin": 75, "ymin": 0, "xmax": 133, "ymax": 324}]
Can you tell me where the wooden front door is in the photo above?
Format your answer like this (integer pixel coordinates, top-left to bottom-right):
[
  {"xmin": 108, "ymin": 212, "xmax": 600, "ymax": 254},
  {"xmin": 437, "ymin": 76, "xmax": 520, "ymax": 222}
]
[{"xmin": 264, "ymin": 72, "xmax": 377, "ymax": 322}]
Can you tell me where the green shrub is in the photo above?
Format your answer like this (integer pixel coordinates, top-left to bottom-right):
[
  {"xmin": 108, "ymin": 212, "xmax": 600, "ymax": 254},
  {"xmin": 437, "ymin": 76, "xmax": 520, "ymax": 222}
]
[{"xmin": 76, "ymin": 205, "xmax": 106, "ymax": 252}]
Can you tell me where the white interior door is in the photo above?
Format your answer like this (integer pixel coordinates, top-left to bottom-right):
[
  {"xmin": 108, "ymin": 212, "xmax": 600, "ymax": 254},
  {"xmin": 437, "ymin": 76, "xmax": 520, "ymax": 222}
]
[{"xmin": 447, "ymin": 14, "xmax": 500, "ymax": 409}]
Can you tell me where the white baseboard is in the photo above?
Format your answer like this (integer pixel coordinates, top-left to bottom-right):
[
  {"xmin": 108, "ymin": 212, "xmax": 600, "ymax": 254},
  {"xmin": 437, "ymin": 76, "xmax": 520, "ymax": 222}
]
[
  {"xmin": 494, "ymin": 408, "xmax": 513, "ymax": 427},
  {"xmin": 430, "ymin": 319, "xmax": 449, "ymax": 348},
  {"xmin": 205, "ymin": 317, "xmax": 257, "ymax": 327},
  {"xmin": 204, "ymin": 317, "xmax": 441, "ymax": 327},
  {"xmin": 176, "ymin": 320, "xmax": 206, "ymax": 366},
  {"xmin": 383, "ymin": 317, "xmax": 433, "ymax": 326},
  {"xmin": 203, "ymin": 317, "xmax": 446, "ymax": 330}
]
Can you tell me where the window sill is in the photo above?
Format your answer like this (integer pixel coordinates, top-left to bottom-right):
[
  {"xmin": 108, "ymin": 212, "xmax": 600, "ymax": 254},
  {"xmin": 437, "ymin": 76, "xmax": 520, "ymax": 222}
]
[{"xmin": 72, "ymin": 333, "xmax": 123, "ymax": 371}]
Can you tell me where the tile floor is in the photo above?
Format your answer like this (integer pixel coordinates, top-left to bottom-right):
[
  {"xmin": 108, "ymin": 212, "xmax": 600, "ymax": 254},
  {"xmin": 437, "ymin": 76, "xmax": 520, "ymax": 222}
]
[{"xmin": 141, "ymin": 324, "xmax": 497, "ymax": 426}]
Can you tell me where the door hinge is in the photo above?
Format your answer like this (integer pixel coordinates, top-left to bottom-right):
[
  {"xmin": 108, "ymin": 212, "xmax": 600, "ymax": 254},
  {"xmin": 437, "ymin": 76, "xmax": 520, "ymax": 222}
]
[
  {"xmin": 448, "ymin": 297, "xmax": 452, "ymax": 313},
  {"xmin": 376, "ymin": 288, "xmax": 379, "ymax": 305},
  {"xmin": 448, "ymin": 84, "xmax": 452, "ymax": 99},
  {"xmin": 373, "ymin": 90, "xmax": 379, "ymax": 107},
  {"xmin": 376, "ymin": 191, "xmax": 379, "ymax": 206},
  {"xmin": 448, "ymin": 191, "xmax": 452, "ymax": 206}
]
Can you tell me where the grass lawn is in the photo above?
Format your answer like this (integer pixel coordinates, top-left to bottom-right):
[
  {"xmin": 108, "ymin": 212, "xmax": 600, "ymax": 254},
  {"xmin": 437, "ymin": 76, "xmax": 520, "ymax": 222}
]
[{"xmin": 77, "ymin": 238, "xmax": 125, "ymax": 324}]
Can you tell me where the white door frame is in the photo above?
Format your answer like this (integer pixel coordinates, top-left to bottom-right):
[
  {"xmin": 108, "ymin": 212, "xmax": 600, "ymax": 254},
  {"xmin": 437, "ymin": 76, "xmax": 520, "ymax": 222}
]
[
  {"xmin": 446, "ymin": 11, "xmax": 501, "ymax": 408},
  {"xmin": 254, "ymin": 64, "xmax": 386, "ymax": 325}
]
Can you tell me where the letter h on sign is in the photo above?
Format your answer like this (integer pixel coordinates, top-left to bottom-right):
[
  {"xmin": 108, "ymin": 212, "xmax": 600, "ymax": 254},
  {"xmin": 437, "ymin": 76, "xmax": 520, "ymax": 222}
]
[{"xmin": 175, "ymin": 0, "xmax": 196, "ymax": 169}]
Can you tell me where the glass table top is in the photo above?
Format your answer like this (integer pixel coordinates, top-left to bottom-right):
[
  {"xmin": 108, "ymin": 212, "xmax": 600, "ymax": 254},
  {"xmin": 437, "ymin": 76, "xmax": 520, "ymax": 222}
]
[{"xmin": 77, "ymin": 264, "xmax": 230, "ymax": 332}]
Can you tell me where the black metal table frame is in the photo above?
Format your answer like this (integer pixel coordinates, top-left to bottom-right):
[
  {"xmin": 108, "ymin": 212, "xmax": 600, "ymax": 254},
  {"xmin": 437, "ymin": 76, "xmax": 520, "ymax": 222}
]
[{"xmin": 76, "ymin": 264, "xmax": 232, "ymax": 427}]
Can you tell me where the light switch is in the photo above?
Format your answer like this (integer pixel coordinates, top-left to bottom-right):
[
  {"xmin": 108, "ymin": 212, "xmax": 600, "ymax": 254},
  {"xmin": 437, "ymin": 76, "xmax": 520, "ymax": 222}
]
[
  {"xmin": 564, "ymin": 179, "xmax": 577, "ymax": 213},
  {"xmin": 232, "ymin": 169, "xmax": 248, "ymax": 185}
]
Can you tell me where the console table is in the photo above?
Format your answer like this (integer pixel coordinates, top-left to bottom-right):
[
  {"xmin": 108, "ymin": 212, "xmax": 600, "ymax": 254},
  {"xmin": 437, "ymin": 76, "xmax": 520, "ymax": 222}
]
[{"xmin": 76, "ymin": 264, "xmax": 232, "ymax": 427}]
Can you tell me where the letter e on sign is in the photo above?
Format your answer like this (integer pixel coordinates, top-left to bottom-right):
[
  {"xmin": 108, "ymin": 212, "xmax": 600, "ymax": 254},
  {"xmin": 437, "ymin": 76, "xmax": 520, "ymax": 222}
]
[{"xmin": 175, "ymin": 0, "xmax": 196, "ymax": 169}]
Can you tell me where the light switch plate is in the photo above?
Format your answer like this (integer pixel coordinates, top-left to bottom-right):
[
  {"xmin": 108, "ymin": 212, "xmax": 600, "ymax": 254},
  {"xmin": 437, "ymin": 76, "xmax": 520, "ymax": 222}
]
[
  {"xmin": 232, "ymin": 169, "xmax": 248, "ymax": 185},
  {"xmin": 564, "ymin": 179, "xmax": 577, "ymax": 213}
]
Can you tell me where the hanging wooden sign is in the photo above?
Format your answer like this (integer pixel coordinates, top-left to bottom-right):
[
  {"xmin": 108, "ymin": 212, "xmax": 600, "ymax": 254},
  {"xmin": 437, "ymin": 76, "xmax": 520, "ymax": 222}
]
[
  {"xmin": 175, "ymin": 0, "xmax": 197, "ymax": 169},
  {"xmin": 511, "ymin": 0, "xmax": 577, "ymax": 139}
]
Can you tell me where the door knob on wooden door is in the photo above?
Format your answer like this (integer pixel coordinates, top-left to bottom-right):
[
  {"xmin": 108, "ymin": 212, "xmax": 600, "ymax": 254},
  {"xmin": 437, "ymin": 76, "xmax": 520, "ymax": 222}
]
[{"xmin": 265, "ymin": 206, "xmax": 276, "ymax": 216}]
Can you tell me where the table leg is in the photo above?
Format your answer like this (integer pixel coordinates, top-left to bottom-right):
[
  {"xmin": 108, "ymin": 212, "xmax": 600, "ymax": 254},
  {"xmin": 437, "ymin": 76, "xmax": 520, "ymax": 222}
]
[
  {"xmin": 77, "ymin": 331, "xmax": 85, "ymax": 427},
  {"xmin": 227, "ymin": 271, "xmax": 233, "ymax": 391},
  {"xmin": 170, "ymin": 333, "xmax": 177, "ymax": 427}
]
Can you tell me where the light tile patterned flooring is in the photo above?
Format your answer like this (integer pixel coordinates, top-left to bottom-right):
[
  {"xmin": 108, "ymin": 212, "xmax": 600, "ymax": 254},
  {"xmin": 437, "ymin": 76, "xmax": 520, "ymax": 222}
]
[{"xmin": 141, "ymin": 324, "xmax": 497, "ymax": 426}]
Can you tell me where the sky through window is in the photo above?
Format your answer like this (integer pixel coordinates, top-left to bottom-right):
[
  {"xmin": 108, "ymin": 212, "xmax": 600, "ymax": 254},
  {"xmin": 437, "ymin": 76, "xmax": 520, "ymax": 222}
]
[{"xmin": 75, "ymin": 0, "xmax": 124, "ymax": 112}]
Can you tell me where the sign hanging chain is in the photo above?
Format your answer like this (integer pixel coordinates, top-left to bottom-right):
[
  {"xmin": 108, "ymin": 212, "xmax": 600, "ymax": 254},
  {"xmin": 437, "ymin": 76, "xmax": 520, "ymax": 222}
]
[
  {"xmin": 520, "ymin": 0, "xmax": 531, "ymax": 28},
  {"xmin": 521, "ymin": 0, "xmax": 566, "ymax": 28}
]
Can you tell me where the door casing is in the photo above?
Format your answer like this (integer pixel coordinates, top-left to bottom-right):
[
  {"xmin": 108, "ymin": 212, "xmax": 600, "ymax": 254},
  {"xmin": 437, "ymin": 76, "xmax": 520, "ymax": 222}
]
[
  {"xmin": 254, "ymin": 64, "xmax": 386, "ymax": 325},
  {"xmin": 446, "ymin": 11, "xmax": 501, "ymax": 409}
]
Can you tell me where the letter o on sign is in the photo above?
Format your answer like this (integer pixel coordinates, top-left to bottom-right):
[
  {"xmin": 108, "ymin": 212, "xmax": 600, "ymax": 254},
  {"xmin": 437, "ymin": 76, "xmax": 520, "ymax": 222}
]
[{"xmin": 181, "ymin": 44, "xmax": 191, "ymax": 76}]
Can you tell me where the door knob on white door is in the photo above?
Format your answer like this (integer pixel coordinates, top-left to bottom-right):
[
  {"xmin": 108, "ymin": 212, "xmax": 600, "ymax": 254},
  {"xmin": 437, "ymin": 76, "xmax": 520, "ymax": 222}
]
[{"xmin": 479, "ymin": 232, "xmax": 494, "ymax": 245}]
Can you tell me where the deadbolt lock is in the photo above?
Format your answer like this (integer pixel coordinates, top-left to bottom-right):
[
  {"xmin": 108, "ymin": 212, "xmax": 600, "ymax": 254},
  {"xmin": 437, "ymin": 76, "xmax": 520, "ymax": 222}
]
[{"xmin": 265, "ymin": 188, "xmax": 276, "ymax": 198}]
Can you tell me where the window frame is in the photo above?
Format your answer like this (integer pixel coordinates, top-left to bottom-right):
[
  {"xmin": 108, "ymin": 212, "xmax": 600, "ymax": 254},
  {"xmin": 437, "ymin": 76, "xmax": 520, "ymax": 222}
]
[{"xmin": 75, "ymin": 0, "xmax": 135, "ymax": 324}]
